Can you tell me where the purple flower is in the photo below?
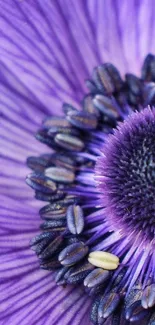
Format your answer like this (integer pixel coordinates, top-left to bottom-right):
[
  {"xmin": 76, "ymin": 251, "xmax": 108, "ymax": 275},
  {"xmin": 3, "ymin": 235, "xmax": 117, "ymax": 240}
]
[{"xmin": 1, "ymin": 1, "xmax": 155, "ymax": 324}]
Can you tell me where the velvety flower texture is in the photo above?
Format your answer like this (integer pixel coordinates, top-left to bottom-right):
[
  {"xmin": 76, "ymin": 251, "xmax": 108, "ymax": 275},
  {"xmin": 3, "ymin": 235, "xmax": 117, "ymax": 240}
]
[{"xmin": 1, "ymin": 1, "xmax": 155, "ymax": 325}]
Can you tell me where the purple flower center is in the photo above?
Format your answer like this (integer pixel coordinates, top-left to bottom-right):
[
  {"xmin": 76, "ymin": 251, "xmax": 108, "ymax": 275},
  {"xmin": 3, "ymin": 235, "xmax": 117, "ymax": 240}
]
[
  {"xmin": 96, "ymin": 108, "xmax": 155, "ymax": 243},
  {"xmin": 26, "ymin": 54, "xmax": 155, "ymax": 324}
]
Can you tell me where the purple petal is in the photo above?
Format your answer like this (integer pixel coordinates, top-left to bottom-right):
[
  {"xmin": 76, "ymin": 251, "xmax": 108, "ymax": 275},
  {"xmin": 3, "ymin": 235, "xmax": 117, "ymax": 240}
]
[
  {"xmin": 0, "ymin": 0, "xmax": 154, "ymax": 115},
  {"xmin": 0, "ymin": 0, "xmax": 89, "ymax": 114},
  {"xmin": 0, "ymin": 270, "xmax": 91, "ymax": 325},
  {"xmin": 87, "ymin": 0, "xmax": 155, "ymax": 74}
]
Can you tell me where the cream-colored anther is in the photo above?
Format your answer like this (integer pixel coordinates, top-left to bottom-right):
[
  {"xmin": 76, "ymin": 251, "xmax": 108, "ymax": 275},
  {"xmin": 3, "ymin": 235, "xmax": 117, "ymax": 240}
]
[{"xmin": 88, "ymin": 251, "xmax": 119, "ymax": 270}]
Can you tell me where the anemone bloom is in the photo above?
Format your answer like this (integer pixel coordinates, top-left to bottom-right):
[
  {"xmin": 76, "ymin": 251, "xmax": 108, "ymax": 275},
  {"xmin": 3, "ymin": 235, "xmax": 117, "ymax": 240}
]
[{"xmin": 1, "ymin": 1, "xmax": 155, "ymax": 325}]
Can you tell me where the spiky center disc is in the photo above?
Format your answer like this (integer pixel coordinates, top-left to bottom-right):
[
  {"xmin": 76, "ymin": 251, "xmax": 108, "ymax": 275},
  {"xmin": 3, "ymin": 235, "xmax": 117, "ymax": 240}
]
[
  {"xmin": 96, "ymin": 108, "xmax": 155, "ymax": 242},
  {"xmin": 27, "ymin": 54, "xmax": 155, "ymax": 323}
]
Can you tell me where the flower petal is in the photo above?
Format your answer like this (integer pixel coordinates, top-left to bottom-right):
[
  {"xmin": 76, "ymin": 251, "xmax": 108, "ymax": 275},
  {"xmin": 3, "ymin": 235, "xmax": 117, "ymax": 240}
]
[
  {"xmin": 87, "ymin": 0, "xmax": 155, "ymax": 75},
  {"xmin": 0, "ymin": 0, "xmax": 89, "ymax": 113},
  {"xmin": 0, "ymin": 269, "xmax": 91, "ymax": 325},
  {"xmin": 0, "ymin": 0, "xmax": 154, "ymax": 113}
]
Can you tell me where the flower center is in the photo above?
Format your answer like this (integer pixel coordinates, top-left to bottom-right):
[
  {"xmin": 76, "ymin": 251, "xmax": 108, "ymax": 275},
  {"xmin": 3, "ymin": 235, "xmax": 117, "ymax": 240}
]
[
  {"xmin": 27, "ymin": 54, "xmax": 155, "ymax": 324},
  {"xmin": 96, "ymin": 108, "xmax": 155, "ymax": 242}
]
